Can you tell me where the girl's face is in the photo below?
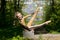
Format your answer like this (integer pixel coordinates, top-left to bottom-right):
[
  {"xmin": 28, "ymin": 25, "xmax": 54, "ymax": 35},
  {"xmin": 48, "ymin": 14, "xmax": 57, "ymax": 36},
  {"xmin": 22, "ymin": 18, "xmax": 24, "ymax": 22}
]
[{"xmin": 16, "ymin": 13, "xmax": 22, "ymax": 20}]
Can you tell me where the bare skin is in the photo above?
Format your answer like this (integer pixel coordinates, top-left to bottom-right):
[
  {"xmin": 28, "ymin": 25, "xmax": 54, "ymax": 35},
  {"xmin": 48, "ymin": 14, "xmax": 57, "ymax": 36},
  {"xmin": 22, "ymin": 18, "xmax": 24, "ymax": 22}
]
[{"xmin": 15, "ymin": 8, "xmax": 51, "ymax": 31}]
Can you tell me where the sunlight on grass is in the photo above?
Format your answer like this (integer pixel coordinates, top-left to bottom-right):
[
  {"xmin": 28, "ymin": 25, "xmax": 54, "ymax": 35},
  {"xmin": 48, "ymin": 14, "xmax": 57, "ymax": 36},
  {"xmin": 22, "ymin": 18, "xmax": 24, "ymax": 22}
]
[
  {"xmin": 50, "ymin": 31, "xmax": 59, "ymax": 34},
  {"xmin": 7, "ymin": 35, "xmax": 23, "ymax": 40}
]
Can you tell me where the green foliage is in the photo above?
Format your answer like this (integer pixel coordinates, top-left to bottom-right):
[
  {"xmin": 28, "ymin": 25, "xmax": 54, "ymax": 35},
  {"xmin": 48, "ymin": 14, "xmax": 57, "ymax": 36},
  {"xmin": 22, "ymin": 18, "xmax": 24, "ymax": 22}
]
[
  {"xmin": 0, "ymin": 0, "xmax": 24, "ymax": 40},
  {"xmin": 0, "ymin": 26, "xmax": 23, "ymax": 40},
  {"xmin": 49, "ymin": 30, "xmax": 59, "ymax": 34},
  {"xmin": 5, "ymin": 1, "xmax": 14, "ymax": 27},
  {"xmin": 44, "ymin": 0, "xmax": 60, "ymax": 33},
  {"xmin": 0, "ymin": 0, "xmax": 24, "ymax": 27}
]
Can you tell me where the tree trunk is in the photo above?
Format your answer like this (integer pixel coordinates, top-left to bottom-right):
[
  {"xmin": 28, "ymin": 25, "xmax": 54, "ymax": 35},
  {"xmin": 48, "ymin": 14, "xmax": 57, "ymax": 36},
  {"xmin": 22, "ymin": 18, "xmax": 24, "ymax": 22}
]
[{"xmin": 0, "ymin": 0, "xmax": 6, "ymax": 27}]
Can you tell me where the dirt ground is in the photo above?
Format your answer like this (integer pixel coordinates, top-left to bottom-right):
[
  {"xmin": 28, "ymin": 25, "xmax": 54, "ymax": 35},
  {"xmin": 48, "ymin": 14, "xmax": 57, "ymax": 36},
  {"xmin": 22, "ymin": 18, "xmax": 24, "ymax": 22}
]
[{"xmin": 35, "ymin": 34, "xmax": 60, "ymax": 40}]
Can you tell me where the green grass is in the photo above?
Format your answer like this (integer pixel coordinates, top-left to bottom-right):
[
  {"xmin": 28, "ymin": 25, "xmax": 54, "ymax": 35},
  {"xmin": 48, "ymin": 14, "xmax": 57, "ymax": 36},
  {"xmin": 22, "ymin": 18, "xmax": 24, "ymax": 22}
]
[
  {"xmin": 49, "ymin": 31, "xmax": 60, "ymax": 34},
  {"xmin": 0, "ymin": 26, "xmax": 23, "ymax": 40},
  {"xmin": 7, "ymin": 35, "xmax": 23, "ymax": 40}
]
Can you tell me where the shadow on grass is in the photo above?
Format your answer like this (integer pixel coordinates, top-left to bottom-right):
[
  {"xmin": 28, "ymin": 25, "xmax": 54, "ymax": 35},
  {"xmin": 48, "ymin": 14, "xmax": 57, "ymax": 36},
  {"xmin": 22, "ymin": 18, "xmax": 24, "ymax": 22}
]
[{"xmin": 0, "ymin": 25, "xmax": 23, "ymax": 40}]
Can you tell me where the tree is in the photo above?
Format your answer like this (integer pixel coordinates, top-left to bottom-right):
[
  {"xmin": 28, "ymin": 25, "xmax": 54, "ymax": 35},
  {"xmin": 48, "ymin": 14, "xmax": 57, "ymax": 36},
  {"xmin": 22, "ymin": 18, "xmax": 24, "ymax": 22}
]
[
  {"xmin": 0, "ymin": 0, "xmax": 24, "ymax": 39},
  {"xmin": 45, "ymin": 0, "xmax": 60, "ymax": 32},
  {"xmin": 0, "ymin": 0, "xmax": 6, "ymax": 27}
]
